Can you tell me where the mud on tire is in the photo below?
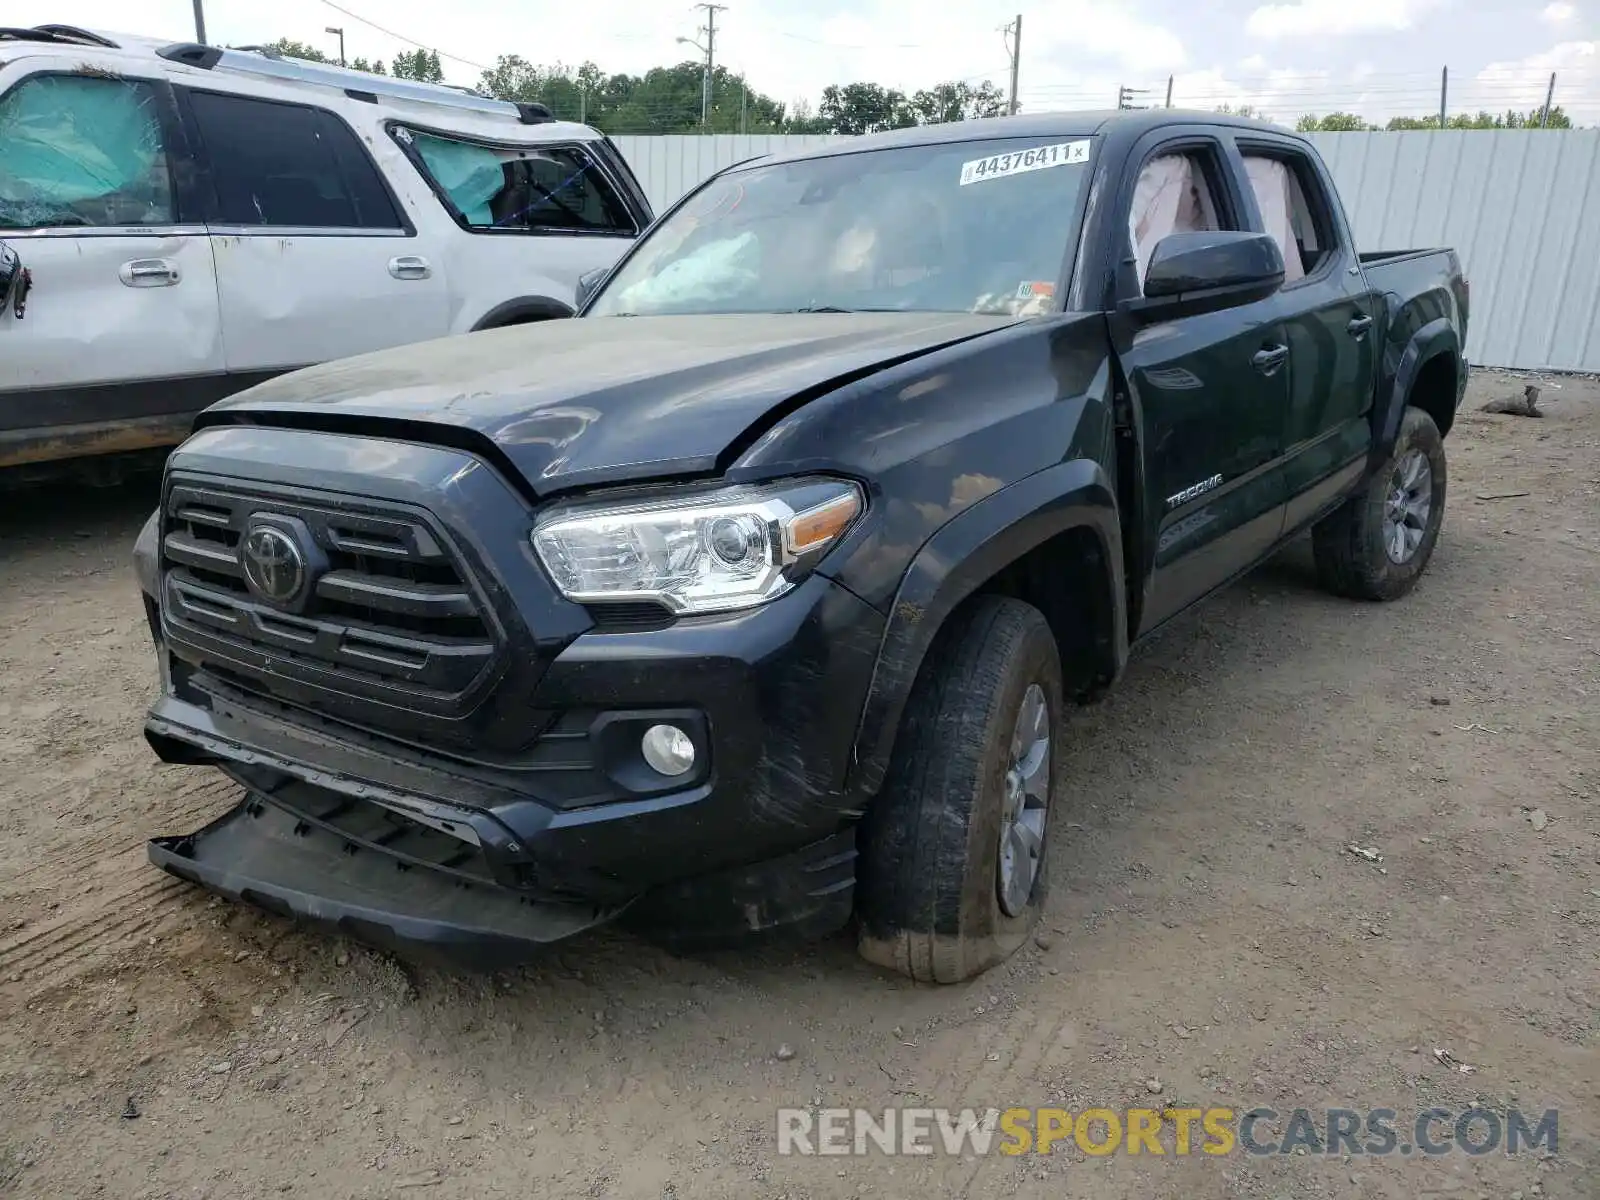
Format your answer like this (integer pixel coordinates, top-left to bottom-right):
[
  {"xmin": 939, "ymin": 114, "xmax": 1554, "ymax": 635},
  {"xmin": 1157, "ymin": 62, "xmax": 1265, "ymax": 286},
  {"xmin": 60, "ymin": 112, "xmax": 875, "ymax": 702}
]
[
  {"xmin": 856, "ymin": 595, "xmax": 1062, "ymax": 984},
  {"xmin": 1312, "ymin": 406, "xmax": 1448, "ymax": 602}
]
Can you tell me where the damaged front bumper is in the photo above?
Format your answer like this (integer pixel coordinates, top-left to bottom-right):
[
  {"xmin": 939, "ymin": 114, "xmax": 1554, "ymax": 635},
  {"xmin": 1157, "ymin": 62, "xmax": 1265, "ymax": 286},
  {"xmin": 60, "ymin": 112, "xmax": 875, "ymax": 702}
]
[
  {"xmin": 151, "ymin": 791, "xmax": 620, "ymax": 971},
  {"xmin": 141, "ymin": 567, "xmax": 883, "ymax": 969}
]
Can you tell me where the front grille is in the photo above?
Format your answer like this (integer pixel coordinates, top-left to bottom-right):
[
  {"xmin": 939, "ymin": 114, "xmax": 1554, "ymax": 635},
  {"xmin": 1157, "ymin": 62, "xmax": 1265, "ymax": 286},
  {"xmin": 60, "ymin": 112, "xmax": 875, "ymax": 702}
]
[{"xmin": 160, "ymin": 478, "xmax": 501, "ymax": 712}]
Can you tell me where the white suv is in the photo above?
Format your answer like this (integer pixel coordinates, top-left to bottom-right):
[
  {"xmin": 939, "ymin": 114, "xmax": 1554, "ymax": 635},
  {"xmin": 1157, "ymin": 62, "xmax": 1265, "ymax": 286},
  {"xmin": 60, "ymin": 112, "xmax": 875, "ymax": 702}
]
[{"xmin": 0, "ymin": 24, "xmax": 653, "ymax": 476}]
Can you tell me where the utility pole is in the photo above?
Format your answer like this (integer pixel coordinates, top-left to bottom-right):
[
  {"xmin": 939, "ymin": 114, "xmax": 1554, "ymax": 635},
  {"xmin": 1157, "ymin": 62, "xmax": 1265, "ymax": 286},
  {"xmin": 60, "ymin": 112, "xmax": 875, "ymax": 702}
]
[
  {"xmin": 679, "ymin": 4, "xmax": 727, "ymax": 130},
  {"xmin": 1002, "ymin": 14, "xmax": 1022, "ymax": 116},
  {"xmin": 698, "ymin": 3, "xmax": 726, "ymax": 129},
  {"xmin": 325, "ymin": 26, "xmax": 346, "ymax": 68},
  {"xmin": 1164, "ymin": 75, "xmax": 1173, "ymax": 108},
  {"xmin": 191, "ymin": 0, "xmax": 207, "ymax": 44},
  {"xmin": 1539, "ymin": 71, "xmax": 1556, "ymax": 127},
  {"xmin": 1439, "ymin": 66, "xmax": 1447, "ymax": 128}
]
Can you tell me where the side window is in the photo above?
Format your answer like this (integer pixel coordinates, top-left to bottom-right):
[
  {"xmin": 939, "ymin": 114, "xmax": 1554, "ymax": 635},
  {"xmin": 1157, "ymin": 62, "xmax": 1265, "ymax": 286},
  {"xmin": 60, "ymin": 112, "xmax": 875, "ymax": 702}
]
[
  {"xmin": 1127, "ymin": 149, "xmax": 1233, "ymax": 290},
  {"xmin": 399, "ymin": 128, "xmax": 636, "ymax": 235},
  {"xmin": 1242, "ymin": 151, "xmax": 1334, "ymax": 284},
  {"xmin": 187, "ymin": 91, "xmax": 402, "ymax": 230},
  {"xmin": 0, "ymin": 74, "xmax": 174, "ymax": 230}
]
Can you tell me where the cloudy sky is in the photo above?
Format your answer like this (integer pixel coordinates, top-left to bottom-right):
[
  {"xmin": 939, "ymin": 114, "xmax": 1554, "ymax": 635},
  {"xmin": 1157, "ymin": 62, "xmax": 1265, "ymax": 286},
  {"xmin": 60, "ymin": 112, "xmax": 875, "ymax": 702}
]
[{"xmin": 12, "ymin": 0, "xmax": 1598, "ymax": 125}]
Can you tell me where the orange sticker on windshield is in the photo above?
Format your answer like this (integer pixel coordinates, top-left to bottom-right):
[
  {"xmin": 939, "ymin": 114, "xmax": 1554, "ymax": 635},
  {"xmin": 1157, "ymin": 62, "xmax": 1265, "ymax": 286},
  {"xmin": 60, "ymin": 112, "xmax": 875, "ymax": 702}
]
[{"xmin": 1016, "ymin": 281, "xmax": 1055, "ymax": 300}]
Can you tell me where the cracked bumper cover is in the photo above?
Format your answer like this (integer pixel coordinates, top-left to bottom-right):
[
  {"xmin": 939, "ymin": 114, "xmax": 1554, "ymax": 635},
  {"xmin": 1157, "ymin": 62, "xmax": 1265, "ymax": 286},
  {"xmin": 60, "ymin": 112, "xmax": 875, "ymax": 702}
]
[{"xmin": 143, "ymin": 571, "xmax": 885, "ymax": 967}]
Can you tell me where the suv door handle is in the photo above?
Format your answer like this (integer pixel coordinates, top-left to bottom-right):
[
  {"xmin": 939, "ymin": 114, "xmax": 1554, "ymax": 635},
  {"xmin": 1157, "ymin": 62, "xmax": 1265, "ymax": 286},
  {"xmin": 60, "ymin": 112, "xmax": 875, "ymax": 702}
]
[
  {"xmin": 388, "ymin": 255, "xmax": 432, "ymax": 281},
  {"xmin": 1252, "ymin": 344, "xmax": 1289, "ymax": 375},
  {"xmin": 1347, "ymin": 313, "xmax": 1374, "ymax": 338},
  {"xmin": 119, "ymin": 259, "xmax": 180, "ymax": 287}
]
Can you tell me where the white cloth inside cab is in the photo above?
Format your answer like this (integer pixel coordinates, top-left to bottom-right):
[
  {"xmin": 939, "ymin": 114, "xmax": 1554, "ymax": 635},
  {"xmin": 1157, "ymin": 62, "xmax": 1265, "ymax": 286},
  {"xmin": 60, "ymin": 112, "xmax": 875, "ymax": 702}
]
[
  {"xmin": 1243, "ymin": 156, "xmax": 1306, "ymax": 283},
  {"xmin": 1127, "ymin": 154, "xmax": 1221, "ymax": 289}
]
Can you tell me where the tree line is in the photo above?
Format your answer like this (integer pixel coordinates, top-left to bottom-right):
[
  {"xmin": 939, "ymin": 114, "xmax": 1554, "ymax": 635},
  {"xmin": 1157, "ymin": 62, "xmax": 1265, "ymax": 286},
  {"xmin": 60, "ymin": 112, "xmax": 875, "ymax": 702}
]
[
  {"xmin": 262, "ymin": 40, "xmax": 445, "ymax": 82},
  {"xmin": 474, "ymin": 59, "xmax": 1007, "ymax": 134},
  {"xmin": 1295, "ymin": 107, "xmax": 1573, "ymax": 131},
  {"xmin": 262, "ymin": 39, "xmax": 1002, "ymax": 134},
  {"xmin": 263, "ymin": 40, "xmax": 1577, "ymax": 134}
]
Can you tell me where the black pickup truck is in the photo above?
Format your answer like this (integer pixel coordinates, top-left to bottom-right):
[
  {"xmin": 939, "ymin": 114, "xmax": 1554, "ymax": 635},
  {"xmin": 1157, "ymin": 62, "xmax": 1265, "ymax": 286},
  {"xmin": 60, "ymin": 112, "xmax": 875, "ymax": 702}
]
[{"xmin": 134, "ymin": 110, "xmax": 1468, "ymax": 982}]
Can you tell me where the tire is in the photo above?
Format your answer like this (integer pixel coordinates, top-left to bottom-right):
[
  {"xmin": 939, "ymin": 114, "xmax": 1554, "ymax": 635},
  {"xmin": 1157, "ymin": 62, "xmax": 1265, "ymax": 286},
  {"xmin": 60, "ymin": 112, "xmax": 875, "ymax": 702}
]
[
  {"xmin": 1312, "ymin": 406, "xmax": 1447, "ymax": 601},
  {"xmin": 856, "ymin": 595, "xmax": 1062, "ymax": 984}
]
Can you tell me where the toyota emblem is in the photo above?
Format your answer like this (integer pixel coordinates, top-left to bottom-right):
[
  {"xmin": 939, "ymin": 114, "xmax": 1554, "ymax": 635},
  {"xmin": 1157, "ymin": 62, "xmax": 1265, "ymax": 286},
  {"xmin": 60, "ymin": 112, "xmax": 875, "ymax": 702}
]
[{"xmin": 241, "ymin": 526, "xmax": 307, "ymax": 605}]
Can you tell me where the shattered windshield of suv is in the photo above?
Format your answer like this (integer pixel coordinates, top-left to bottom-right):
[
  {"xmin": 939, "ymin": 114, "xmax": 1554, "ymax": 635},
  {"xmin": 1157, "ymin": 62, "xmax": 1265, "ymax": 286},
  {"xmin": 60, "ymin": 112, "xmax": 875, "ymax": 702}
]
[{"xmin": 586, "ymin": 135, "xmax": 1094, "ymax": 319}]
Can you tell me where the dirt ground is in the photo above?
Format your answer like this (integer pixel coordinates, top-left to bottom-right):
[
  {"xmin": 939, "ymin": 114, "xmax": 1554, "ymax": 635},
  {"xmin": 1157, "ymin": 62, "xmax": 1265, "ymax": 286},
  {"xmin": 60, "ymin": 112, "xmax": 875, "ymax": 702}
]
[{"xmin": 1, "ymin": 368, "xmax": 1595, "ymax": 1200}]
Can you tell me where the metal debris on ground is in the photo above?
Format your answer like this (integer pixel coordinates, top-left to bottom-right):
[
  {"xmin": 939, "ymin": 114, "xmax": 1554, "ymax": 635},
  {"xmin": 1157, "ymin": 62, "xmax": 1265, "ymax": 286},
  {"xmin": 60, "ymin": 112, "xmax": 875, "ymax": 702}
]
[
  {"xmin": 1345, "ymin": 845, "xmax": 1384, "ymax": 863},
  {"xmin": 1432, "ymin": 1048, "xmax": 1477, "ymax": 1074}
]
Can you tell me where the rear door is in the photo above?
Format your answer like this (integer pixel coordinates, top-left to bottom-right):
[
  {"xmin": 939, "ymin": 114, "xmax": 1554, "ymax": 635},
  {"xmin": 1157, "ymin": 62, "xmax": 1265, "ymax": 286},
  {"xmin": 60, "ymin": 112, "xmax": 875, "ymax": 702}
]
[
  {"xmin": 1235, "ymin": 136, "xmax": 1379, "ymax": 531},
  {"xmin": 179, "ymin": 87, "xmax": 448, "ymax": 373},
  {"xmin": 0, "ymin": 61, "xmax": 223, "ymax": 466},
  {"xmin": 1108, "ymin": 131, "xmax": 1292, "ymax": 632}
]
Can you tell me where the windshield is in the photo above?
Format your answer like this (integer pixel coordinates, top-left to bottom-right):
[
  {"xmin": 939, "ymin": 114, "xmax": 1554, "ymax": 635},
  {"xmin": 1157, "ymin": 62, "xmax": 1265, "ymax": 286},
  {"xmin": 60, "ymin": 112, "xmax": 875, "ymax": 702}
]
[{"xmin": 587, "ymin": 135, "xmax": 1094, "ymax": 318}]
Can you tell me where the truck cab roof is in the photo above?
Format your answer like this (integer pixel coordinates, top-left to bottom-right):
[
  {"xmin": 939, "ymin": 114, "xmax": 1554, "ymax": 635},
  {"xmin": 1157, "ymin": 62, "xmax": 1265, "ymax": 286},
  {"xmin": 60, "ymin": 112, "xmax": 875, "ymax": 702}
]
[{"xmin": 749, "ymin": 108, "xmax": 1312, "ymax": 173}]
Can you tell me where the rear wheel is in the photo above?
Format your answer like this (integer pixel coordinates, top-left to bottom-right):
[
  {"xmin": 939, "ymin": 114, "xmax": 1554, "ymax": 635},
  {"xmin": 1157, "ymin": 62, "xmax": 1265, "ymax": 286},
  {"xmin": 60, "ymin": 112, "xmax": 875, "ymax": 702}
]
[
  {"xmin": 856, "ymin": 596, "xmax": 1061, "ymax": 983},
  {"xmin": 1312, "ymin": 406, "xmax": 1447, "ymax": 601}
]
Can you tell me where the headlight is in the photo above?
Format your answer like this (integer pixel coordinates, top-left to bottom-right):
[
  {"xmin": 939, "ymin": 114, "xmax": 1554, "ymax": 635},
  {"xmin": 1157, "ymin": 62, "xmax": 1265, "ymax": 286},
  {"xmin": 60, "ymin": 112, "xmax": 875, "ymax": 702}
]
[{"xmin": 531, "ymin": 477, "xmax": 864, "ymax": 614}]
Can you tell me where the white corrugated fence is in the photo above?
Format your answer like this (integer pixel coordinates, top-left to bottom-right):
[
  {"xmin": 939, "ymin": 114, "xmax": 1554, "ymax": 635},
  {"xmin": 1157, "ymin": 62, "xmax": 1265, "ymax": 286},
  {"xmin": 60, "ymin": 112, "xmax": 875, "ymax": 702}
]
[{"xmin": 611, "ymin": 131, "xmax": 1600, "ymax": 373}]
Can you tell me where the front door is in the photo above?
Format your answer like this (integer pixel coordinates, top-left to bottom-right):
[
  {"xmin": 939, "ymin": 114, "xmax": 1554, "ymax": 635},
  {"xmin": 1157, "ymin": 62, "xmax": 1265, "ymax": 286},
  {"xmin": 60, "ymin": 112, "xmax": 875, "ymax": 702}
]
[
  {"xmin": 0, "ymin": 64, "xmax": 223, "ymax": 466},
  {"xmin": 1111, "ymin": 138, "xmax": 1291, "ymax": 633},
  {"xmin": 179, "ymin": 87, "xmax": 448, "ymax": 374}
]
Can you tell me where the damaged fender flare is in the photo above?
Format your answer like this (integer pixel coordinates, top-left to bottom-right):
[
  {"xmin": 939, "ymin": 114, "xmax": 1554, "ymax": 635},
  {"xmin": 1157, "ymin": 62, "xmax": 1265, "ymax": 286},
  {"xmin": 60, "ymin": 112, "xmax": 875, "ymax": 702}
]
[{"xmin": 842, "ymin": 458, "xmax": 1128, "ymax": 805}]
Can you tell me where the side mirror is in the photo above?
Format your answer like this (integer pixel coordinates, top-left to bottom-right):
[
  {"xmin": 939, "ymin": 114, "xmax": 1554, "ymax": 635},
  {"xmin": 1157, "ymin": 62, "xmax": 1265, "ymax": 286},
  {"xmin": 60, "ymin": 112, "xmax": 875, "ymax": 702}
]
[
  {"xmin": 0, "ymin": 241, "xmax": 21, "ymax": 314},
  {"xmin": 1130, "ymin": 231, "xmax": 1284, "ymax": 320},
  {"xmin": 574, "ymin": 267, "xmax": 607, "ymax": 311}
]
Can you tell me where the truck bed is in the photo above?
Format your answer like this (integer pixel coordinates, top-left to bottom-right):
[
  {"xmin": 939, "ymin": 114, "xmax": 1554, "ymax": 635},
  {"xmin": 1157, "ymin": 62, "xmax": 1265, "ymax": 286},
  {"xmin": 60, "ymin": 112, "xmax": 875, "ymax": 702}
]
[
  {"xmin": 1359, "ymin": 249, "xmax": 1470, "ymax": 365},
  {"xmin": 1358, "ymin": 249, "xmax": 1453, "ymax": 266}
]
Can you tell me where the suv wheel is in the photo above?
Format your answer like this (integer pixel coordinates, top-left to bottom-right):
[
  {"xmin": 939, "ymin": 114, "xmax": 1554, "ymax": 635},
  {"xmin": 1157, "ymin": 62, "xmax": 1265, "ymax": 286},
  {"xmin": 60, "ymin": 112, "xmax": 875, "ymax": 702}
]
[
  {"xmin": 1312, "ymin": 406, "xmax": 1447, "ymax": 601},
  {"xmin": 856, "ymin": 596, "xmax": 1061, "ymax": 983}
]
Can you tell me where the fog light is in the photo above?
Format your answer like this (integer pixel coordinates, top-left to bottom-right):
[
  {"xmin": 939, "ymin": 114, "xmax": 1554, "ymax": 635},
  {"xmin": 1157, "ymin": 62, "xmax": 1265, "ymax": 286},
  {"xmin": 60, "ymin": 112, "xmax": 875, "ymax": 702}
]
[{"xmin": 641, "ymin": 723, "xmax": 695, "ymax": 776}]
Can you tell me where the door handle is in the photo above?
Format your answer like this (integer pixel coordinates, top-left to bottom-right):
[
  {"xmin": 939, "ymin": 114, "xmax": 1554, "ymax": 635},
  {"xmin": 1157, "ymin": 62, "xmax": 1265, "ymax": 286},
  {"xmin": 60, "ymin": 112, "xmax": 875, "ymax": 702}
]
[
  {"xmin": 119, "ymin": 259, "xmax": 180, "ymax": 287},
  {"xmin": 1346, "ymin": 313, "xmax": 1374, "ymax": 338},
  {"xmin": 1251, "ymin": 344, "xmax": 1289, "ymax": 375},
  {"xmin": 388, "ymin": 255, "xmax": 432, "ymax": 281}
]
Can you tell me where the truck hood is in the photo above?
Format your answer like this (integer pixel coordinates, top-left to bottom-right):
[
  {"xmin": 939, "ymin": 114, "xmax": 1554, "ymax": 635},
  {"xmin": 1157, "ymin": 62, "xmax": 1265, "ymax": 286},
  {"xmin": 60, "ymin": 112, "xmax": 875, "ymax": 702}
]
[{"xmin": 203, "ymin": 312, "xmax": 1019, "ymax": 493}]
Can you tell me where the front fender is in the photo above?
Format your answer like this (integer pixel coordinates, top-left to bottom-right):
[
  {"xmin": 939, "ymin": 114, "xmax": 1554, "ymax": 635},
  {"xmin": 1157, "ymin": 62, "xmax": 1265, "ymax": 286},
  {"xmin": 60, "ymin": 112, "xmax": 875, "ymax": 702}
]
[{"xmin": 842, "ymin": 458, "xmax": 1127, "ymax": 803}]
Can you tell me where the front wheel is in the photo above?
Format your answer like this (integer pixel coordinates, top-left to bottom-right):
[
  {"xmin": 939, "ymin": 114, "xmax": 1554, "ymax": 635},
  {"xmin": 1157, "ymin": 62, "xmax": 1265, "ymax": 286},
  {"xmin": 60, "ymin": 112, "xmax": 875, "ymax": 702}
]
[
  {"xmin": 1312, "ymin": 406, "xmax": 1448, "ymax": 601},
  {"xmin": 856, "ymin": 596, "xmax": 1062, "ymax": 983}
]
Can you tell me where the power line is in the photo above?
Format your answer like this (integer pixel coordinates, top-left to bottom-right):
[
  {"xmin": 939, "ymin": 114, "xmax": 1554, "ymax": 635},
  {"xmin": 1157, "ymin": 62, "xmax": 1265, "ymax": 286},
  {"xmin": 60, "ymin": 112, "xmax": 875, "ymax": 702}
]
[{"xmin": 317, "ymin": 0, "xmax": 490, "ymax": 72}]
